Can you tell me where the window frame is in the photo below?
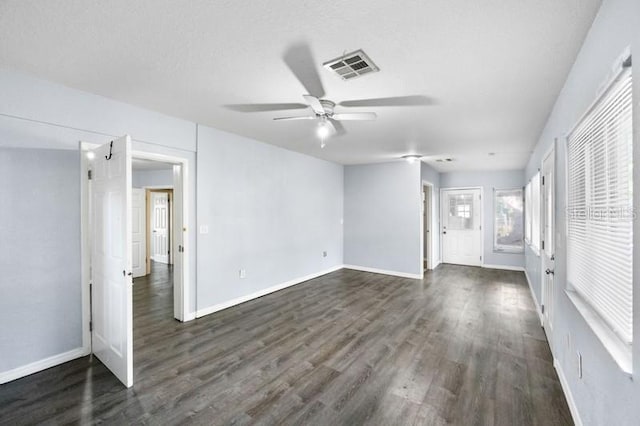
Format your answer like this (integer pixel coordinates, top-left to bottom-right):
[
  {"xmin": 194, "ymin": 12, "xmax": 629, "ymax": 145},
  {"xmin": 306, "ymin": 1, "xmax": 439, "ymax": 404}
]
[
  {"xmin": 564, "ymin": 57, "xmax": 633, "ymax": 374},
  {"xmin": 493, "ymin": 188, "xmax": 524, "ymax": 253}
]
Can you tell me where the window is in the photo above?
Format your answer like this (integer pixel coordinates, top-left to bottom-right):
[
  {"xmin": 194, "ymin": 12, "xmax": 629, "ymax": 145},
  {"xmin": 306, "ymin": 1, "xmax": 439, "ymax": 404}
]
[
  {"xmin": 567, "ymin": 65, "xmax": 633, "ymax": 346},
  {"xmin": 448, "ymin": 193, "xmax": 473, "ymax": 229},
  {"xmin": 494, "ymin": 189, "xmax": 524, "ymax": 252},
  {"xmin": 530, "ymin": 172, "xmax": 541, "ymax": 253}
]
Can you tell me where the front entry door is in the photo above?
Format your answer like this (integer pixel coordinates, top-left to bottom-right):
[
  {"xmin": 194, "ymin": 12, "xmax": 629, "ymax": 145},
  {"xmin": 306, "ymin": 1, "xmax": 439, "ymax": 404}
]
[
  {"xmin": 541, "ymin": 146, "xmax": 556, "ymax": 343},
  {"xmin": 89, "ymin": 135, "xmax": 133, "ymax": 388},
  {"xmin": 441, "ymin": 188, "xmax": 482, "ymax": 266}
]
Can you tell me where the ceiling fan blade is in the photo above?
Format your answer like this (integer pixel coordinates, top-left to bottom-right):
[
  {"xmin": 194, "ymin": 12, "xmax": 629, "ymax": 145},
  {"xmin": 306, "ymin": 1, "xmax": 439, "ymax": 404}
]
[
  {"xmin": 338, "ymin": 95, "xmax": 434, "ymax": 108},
  {"xmin": 283, "ymin": 42, "xmax": 326, "ymax": 98},
  {"xmin": 273, "ymin": 115, "xmax": 316, "ymax": 121},
  {"xmin": 324, "ymin": 119, "xmax": 338, "ymax": 135},
  {"xmin": 329, "ymin": 119, "xmax": 346, "ymax": 137},
  {"xmin": 225, "ymin": 103, "xmax": 308, "ymax": 112},
  {"xmin": 303, "ymin": 95, "xmax": 325, "ymax": 115},
  {"xmin": 332, "ymin": 112, "xmax": 377, "ymax": 121}
]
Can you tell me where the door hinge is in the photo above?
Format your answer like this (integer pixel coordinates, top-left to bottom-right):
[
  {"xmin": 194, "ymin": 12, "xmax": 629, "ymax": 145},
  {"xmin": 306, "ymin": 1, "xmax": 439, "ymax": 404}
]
[
  {"xmin": 542, "ymin": 176, "xmax": 545, "ymax": 185},
  {"xmin": 88, "ymin": 169, "xmax": 92, "ymax": 180},
  {"xmin": 89, "ymin": 321, "xmax": 93, "ymax": 332},
  {"xmin": 541, "ymin": 304, "xmax": 545, "ymax": 314},
  {"xmin": 541, "ymin": 240, "xmax": 545, "ymax": 250},
  {"xmin": 480, "ymin": 256, "xmax": 482, "ymax": 261},
  {"xmin": 479, "ymin": 225, "xmax": 482, "ymax": 230}
]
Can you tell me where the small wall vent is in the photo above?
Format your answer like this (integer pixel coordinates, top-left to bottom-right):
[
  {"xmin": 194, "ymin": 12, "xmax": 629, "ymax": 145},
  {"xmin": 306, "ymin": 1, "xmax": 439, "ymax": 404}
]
[{"xmin": 323, "ymin": 49, "xmax": 379, "ymax": 81}]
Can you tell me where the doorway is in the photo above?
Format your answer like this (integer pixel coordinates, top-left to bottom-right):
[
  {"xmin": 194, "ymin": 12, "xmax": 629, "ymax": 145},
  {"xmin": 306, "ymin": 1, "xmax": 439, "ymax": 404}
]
[
  {"xmin": 422, "ymin": 182, "xmax": 434, "ymax": 271},
  {"xmin": 80, "ymin": 136, "xmax": 191, "ymax": 388},
  {"xmin": 441, "ymin": 188, "xmax": 482, "ymax": 266}
]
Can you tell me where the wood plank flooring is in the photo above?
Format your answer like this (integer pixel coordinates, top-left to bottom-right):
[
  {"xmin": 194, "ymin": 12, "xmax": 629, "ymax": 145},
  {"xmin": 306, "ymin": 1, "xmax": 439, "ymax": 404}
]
[{"xmin": 0, "ymin": 263, "xmax": 572, "ymax": 425}]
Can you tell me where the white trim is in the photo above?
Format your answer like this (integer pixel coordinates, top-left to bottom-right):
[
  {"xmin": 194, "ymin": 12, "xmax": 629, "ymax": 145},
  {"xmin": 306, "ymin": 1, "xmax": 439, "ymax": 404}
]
[
  {"xmin": 481, "ymin": 264, "xmax": 524, "ymax": 272},
  {"xmin": 565, "ymin": 290, "xmax": 633, "ymax": 375},
  {"xmin": 0, "ymin": 347, "xmax": 88, "ymax": 385},
  {"xmin": 343, "ymin": 264, "xmax": 422, "ymax": 279},
  {"xmin": 525, "ymin": 269, "xmax": 544, "ymax": 325},
  {"xmin": 196, "ymin": 265, "xmax": 344, "ymax": 318},
  {"xmin": 554, "ymin": 358, "xmax": 584, "ymax": 426}
]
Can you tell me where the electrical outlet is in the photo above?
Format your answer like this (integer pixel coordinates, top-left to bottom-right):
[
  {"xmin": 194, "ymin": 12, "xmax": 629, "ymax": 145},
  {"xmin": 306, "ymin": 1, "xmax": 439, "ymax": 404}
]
[
  {"xmin": 239, "ymin": 269, "xmax": 246, "ymax": 279},
  {"xmin": 323, "ymin": 251, "xmax": 327, "ymax": 257},
  {"xmin": 577, "ymin": 352, "xmax": 583, "ymax": 379}
]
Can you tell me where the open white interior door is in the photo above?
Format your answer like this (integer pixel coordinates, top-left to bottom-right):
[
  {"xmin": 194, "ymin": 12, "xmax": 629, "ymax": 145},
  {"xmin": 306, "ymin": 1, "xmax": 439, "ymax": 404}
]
[
  {"xmin": 172, "ymin": 164, "xmax": 184, "ymax": 321},
  {"xmin": 541, "ymin": 147, "xmax": 556, "ymax": 343},
  {"xmin": 89, "ymin": 135, "xmax": 133, "ymax": 388}
]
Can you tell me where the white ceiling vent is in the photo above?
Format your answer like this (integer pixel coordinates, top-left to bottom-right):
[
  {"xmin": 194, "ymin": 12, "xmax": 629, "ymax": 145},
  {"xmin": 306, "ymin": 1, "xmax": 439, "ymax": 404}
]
[{"xmin": 323, "ymin": 49, "xmax": 379, "ymax": 81}]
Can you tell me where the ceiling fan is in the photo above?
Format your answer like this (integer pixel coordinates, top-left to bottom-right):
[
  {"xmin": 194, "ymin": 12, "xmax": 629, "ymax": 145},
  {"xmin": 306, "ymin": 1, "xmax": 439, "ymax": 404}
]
[{"xmin": 225, "ymin": 43, "xmax": 434, "ymax": 142}]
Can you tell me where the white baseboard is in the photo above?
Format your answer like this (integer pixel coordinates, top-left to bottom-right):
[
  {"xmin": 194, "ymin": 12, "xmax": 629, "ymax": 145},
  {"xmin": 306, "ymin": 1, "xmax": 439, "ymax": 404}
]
[
  {"xmin": 482, "ymin": 264, "xmax": 525, "ymax": 271},
  {"xmin": 524, "ymin": 269, "xmax": 544, "ymax": 325},
  {"xmin": 0, "ymin": 346, "xmax": 89, "ymax": 385},
  {"xmin": 342, "ymin": 264, "xmax": 422, "ymax": 279},
  {"xmin": 554, "ymin": 358, "xmax": 583, "ymax": 426},
  {"xmin": 196, "ymin": 264, "xmax": 344, "ymax": 318}
]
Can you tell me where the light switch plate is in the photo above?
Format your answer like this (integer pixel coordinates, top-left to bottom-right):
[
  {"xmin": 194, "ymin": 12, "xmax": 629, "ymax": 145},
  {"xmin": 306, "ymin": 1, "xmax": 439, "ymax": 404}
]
[{"xmin": 199, "ymin": 225, "xmax": 209, "ymax": 234}]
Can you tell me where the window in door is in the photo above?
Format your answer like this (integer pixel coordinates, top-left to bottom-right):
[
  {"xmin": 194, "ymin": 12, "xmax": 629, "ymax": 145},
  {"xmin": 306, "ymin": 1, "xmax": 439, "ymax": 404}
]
[
  {"xmin": 448, "ymin": 193, "xmax": 473, "ymax": 229},
  {"xmin": 494, "ymin": 188, "xmax": 524, "ymax": 253}
]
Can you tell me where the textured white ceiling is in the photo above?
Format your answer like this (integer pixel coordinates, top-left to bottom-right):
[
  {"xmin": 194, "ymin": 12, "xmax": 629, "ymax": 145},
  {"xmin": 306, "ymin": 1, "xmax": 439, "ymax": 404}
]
[{"xmin": 0, "ymin": 0, "xmax": 601, "ymax": 171}]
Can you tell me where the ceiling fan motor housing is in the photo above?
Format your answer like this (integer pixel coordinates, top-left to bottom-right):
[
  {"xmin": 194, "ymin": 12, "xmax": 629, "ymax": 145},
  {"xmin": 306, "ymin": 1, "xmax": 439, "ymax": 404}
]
[{"xmin": 319, "ymin": 100, "xmax": 335, "ymax": 116}]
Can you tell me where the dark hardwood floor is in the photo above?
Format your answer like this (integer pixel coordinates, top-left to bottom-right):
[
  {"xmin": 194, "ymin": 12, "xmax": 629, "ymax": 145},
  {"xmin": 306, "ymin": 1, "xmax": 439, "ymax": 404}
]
[{"xmin": 0, "ymin": 263, "xmax": 572, "ymax": 425}]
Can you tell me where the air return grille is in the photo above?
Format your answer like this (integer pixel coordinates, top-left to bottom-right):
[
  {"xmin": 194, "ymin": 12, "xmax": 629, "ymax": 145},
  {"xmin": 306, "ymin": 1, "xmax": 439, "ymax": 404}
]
[{"xmin": 323, "ymin": 50, "xmax": 379, "ymax": 81}]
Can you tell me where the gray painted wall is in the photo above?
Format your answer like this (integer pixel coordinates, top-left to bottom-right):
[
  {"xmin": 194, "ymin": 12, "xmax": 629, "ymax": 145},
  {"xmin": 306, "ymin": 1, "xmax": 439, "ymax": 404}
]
[
  {"xmin": 132, "ymin": 169, "xmax": 173, "ymax": 188},
  {"xmin": 421, "ymin": 162, "xmax": 441, "ymax": 265},
  {"xmin": 523, "ymin": 0, "xmax": 640, "ymax": 424},
  {"xmin": 0, "ymin": 148, "xmax": 81, "ymax": 372},
  {"xmin": 440, "ymin": 170, "xmax": 525, "ymax": 268},
  {"xmin": 196, "ymin": 125, "xmax": 344, "ymax": 311},
  {"xmin": 344, "ymin": 162, "xmax": 422, "ymax": 276}
]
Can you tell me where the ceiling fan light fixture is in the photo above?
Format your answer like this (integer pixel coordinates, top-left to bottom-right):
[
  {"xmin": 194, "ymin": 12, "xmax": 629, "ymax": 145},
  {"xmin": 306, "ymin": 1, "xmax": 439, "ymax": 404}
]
[
  {"xmin": 317, "ymin": 121, "xmax": 331, "ymax": 139},
  {"xmin": 402, "ymin": 154, "xmax": 422, "ymax": 163}
]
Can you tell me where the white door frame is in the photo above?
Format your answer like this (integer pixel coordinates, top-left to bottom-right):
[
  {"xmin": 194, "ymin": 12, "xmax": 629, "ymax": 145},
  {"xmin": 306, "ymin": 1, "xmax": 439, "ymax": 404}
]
[
  {"xmin": 420, "ymin": 180, "xmax": 436, "ymax": 275},
  {"xmin": 80, "ymin": 141, "xmax": 192, "ymax": 353},
  {"xmin": 439, "ymin": 186, "xmax": 484, "ymax": 267}
]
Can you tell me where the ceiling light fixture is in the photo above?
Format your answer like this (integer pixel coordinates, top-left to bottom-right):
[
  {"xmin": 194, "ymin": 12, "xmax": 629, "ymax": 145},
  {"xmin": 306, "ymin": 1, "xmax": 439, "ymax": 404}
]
[
  {"xmin": 402, "ymin": 154, "xmax": 422, "ymax": 163},
  {"xmin": 86, "ymin": 151, "xmax": 95, "ymax": 160},
  {"xmin": 317, "ymin": 121, "xmax": 331, "ymax": 139}
]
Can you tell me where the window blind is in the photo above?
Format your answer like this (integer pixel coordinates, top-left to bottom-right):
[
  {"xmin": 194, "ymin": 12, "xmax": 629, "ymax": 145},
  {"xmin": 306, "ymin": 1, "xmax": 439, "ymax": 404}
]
[{"xmin": 567, "ymin": 67, "xmax": 633, "ymax": 344}]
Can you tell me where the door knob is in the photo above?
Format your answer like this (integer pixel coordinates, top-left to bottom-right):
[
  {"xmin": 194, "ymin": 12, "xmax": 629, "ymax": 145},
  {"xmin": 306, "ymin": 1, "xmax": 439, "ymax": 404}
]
[{"xmin": 545, "ymin": 268, "xmax": 554, "ymax": 275}]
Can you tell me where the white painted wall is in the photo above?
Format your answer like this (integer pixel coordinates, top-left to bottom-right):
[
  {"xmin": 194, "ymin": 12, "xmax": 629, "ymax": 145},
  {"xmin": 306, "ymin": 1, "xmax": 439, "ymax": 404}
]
[
  {"xmin": 132, "ymin": 169, "xmax": 173, "ymax": 188},
  {"xmin": 195, "ymin": 125, "xmax": 344, "ymax": 314},
  {"xmin": 344, "ymin": 161, "xmax": 422, "ymax": 277},
  {"xmin": 440, "ymin": 170, "xmax": 525, "ymax": 269},
  {"xmin": 523, "ymin": 0, "xmax": 640, "ymax": 424}
]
